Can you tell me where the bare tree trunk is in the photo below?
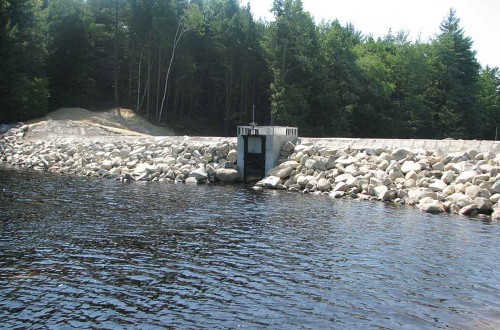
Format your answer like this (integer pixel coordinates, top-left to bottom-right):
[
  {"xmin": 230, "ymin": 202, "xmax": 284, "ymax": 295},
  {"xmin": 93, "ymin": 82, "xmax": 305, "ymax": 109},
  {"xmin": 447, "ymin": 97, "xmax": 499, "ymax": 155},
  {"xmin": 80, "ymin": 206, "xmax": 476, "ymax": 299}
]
[
  {"xmin": 137, "ymin": 48, "xmax": 157, "ymax": 114},
  {"xmin": 127, "ymin": 39, "xmax": 133, "ymax": 107},
  {"xmin": 159, "ymin": 16, "xmax": 189, "ymax": 123},
  {"xmin": 224, "ymin": 63, "xmax": 232, "ymax": 136},
  {"xmin": 136, "ymin": 47, "xmax": 144, "ymax": 113},
  {"xmin": 138, "ymin": 79, "xmax": 149, "ymax": 113},
  {"xmin": 146, "ymin": 48, "xmax": 151, "ymax": 120},
  {"xmin": 138, "ymin": 58, "xmax": 154, "ymax": 113},
  {"xmin": 239, "ymin": 69, "xmax": 245, "ymax": 120},
  {"xmin": 114, "ymin": 0, "xmax": 121, "ymax": 117},
  {"xmin": 173, "ymin": 81, "xmax": 179, "ymax": 120},
  {"xmin": 159, "ymin": 38, "xmax": 179, "ymax": 122},
  {"xmin": 192, "ymin": 72, "xmax": 203, "ymax": 119},
  {"xmin": 243, "ymin": 69, "xmax": 249, "ymax": 121},
  {"xmin": 188, "ymin": 75, "xmax": 195, "ymax": 119},
  {"xmin": 180, "ymin": 87, "xmax": 184, "ymax": 120},
  {"xmin": 155, "ymin": 48, "xmax": 162, "ymax": 124},
  {"xmin": 251, "ymin": 69, "xmax": 256, "ymax": 122}
]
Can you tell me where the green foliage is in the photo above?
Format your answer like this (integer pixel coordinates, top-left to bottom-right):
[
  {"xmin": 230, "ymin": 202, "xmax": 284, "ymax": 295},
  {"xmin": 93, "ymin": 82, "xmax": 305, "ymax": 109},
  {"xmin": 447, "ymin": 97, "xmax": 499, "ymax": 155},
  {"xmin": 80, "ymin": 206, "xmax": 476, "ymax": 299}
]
[
  {"xmin": 262, "ymin": 0, "xmax": 319, "ymax": 131},
  {"xmin": 314, "ymin": 20, "xmax": 362, "ymax": 136},
  {"xmin": 0, "ymin": 0, "xmax": 48, "ymax": 123},
  {"xmin": 184, "ymin": 4, "xmax": 204, "ymax": 35},
  {"xmin": 0, "ymin": 2, "xmax": 497, "ymax": 141},
  {"xmin": 429, "ymin": 8, "xmax": 481, "ymax": 138},
  {"xmin": 477, "ymin": 67, "xmax": 500, "ymax": 140},
  {"xmin": 46, "ymin": 0, "xmax": 95, "ymax": 108}
]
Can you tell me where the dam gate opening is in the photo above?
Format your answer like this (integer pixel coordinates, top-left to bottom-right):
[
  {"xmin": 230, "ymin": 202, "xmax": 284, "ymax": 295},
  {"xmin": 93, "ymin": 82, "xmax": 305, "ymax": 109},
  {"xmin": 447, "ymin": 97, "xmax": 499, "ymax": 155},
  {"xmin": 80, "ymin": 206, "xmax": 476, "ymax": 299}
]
[{"xmin": 237, "ymin": 126, "xmax": 298, "ymax": 182}]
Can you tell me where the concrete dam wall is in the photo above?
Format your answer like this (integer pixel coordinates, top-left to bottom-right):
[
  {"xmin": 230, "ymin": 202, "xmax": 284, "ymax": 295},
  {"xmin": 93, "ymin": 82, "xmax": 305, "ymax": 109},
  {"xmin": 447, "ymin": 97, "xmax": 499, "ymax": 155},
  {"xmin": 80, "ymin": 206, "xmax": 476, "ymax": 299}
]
[
  {"xmin": 168, "ymin": 136, "xmax": 498, "ymax": 154},
  {"xmin": 299, "ymin": 137, "xmax": 499, "ymax": 154}
]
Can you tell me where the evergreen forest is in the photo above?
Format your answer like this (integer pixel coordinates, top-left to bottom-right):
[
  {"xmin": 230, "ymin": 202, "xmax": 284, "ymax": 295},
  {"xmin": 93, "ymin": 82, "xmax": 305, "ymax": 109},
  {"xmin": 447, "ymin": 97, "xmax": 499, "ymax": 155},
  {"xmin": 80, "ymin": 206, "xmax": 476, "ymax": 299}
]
[{"xmin": 1, "ymin": 0, "xmax": 500, "ymax": 139}]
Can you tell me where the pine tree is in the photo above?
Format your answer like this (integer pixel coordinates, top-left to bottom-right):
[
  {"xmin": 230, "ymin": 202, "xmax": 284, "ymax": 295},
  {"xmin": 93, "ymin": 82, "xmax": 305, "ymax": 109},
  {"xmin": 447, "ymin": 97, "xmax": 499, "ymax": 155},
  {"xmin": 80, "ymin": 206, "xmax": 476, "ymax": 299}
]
[
  {"xmin": 316, "ymin": 20, "xmax": 362, "ymax": 136},
  {"xmin": 262, "ymin": 0, "xmax": 319, "ymax": 131},
  {"xmin": 46, "ymin": 0, "xmax": 95, "ymax": 108},
  {"xmin": 430, "ymin": 8, "xmax": 481, "ymax": 138},
  {"xmin": 477, "ymin": 66, "xmax": 500, "ymax": 140},
  {"xmin": 0, "ymin": 0, "xmax": 48, "ymax": 123}
]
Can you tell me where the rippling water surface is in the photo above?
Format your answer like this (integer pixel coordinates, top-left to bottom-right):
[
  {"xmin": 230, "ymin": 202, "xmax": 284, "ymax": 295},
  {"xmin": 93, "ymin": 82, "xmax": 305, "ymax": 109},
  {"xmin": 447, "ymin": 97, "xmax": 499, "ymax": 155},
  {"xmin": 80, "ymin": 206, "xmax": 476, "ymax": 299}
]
[{"xmin": 1, "ymin": 166, "xmax": 499, "ymax": 329}]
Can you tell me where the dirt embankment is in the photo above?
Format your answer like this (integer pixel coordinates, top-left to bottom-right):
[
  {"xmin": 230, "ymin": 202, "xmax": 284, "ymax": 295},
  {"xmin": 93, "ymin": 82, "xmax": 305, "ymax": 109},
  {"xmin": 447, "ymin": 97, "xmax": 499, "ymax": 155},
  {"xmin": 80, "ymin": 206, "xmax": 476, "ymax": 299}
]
[{"xmin": 25, "ymin": 108, "xmax": 175, "ymax": 139}]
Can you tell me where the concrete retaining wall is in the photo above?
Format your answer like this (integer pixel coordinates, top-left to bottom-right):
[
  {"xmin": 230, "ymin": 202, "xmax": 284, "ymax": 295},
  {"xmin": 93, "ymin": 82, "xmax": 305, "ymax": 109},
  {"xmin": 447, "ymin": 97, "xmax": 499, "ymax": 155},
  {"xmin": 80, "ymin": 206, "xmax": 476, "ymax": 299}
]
[
  {"xmin": 299, "ymin": 138, "xmax": 500, "ymax": 154},
  {"xmin": 163, "ymin": 136, "xmax": 499, "ymax": 154},
  {"xmin": 35, "ymin": 135, "xmax": 497, "ymax": 155}
]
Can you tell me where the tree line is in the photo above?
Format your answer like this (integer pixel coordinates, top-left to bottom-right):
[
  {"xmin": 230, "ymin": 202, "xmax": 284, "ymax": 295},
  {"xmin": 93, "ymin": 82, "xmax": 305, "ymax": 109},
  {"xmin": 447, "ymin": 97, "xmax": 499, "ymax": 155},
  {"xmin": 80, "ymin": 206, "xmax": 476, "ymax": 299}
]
[{"xmin": 1, "ymin": 0, "xmax": 499, "ymax": 139}]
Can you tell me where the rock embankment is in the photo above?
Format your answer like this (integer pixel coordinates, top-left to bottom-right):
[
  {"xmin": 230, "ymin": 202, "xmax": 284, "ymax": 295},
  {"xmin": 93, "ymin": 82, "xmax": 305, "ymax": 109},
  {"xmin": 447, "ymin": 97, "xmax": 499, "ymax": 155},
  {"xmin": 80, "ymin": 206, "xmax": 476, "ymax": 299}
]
[
  {"xmin": 255, "ymin": 140, "xmax": 500, "ymax": 221},
  {"xmin": 2, "ymin": 123, "xmax": 500, "ymax": 221},
  {"xmin": 1, "ymin": 124, "xmax": 239, "ymax": 184}
]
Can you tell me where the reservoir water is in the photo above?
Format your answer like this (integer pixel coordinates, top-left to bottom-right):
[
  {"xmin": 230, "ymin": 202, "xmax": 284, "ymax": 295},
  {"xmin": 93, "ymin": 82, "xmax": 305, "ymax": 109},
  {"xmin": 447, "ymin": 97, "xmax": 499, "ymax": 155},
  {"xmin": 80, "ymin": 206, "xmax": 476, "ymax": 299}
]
[{"xmin": 1, "ymin": 166, "xmax": 499, "ymax": 329}]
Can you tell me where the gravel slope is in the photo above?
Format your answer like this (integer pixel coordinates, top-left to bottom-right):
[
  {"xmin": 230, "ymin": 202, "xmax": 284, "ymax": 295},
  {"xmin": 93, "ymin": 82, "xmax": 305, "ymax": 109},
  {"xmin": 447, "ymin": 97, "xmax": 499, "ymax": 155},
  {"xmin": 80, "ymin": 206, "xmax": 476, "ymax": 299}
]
[{"xmin": 25, "ymin": 108, "xmax": 175, "ymax": 138}]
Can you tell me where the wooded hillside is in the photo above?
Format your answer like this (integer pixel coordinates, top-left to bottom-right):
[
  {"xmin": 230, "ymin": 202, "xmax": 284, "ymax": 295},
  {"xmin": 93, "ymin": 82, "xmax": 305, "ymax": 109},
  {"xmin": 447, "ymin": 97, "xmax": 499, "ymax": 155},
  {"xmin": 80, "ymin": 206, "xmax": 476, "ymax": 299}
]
[{"xmin": 1, "ymin": 0, "xmax": 499, "ymax": 139}]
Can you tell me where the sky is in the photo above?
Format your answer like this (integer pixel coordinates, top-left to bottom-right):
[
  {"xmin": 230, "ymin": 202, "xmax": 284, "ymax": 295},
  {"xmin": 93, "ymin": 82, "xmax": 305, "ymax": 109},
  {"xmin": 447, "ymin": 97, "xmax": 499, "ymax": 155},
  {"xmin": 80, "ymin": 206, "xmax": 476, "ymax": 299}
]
[{"xmin": 247, "ymin": 0, "xmax": 500, "ymax": 69}]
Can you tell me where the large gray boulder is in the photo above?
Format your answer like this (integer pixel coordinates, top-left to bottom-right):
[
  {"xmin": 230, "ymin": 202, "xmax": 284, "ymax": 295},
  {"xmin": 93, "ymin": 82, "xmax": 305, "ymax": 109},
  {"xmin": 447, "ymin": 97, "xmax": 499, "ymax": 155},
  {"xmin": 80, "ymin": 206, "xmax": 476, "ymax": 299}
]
[
  {"xmin": 317, "ymin": 178, "xmax": 332, "ymax": 192},
  {"xmin": 455, "ymin": 171, "xmax": 477, "ymax": 184},
  {"xmin": 442, "ymin": 185, "xmax": 455, "ymax": 196},
  {"xmin": 216, "ymin": 143, "xmax": 230, "ymax": 156},
  {"xmin": 282, "ymin": 141, "xmax": 296, "ymax": 152},
  {"xmin": 226, "ymin": 149, "xmax": 237, "ymax": 163},
  {"xmin": 129, "ymin": 146, "xmax": 146, "ymax": 157},
  {"xmin": 190, "ymin": 167, "xmax": 208, "ymax": 182},
  {"xmin": 445, "ymin": 193, "xmax": 474, "ymax": 208},
  {"xmin": 346, "ymin": 177, "xmax": 360, "ymax": 189},
  {"xmin": 432, "ymin": 162, "xmax": 445, "ymax": 172},
  {"xmin": 101, "ymin": 160, "xmax": 113, "ymax": 171},
  {"xmin": 490, "ymin": 193, "xmax": 500, "ymax": 204},
  {"xmin": 374, "ymin": 185, "xmax": 388, "ymax": 199},
  {"xmin": 337, "ymin": 156, "xmax": 357, "ymax": 166},
  {"xmin": 305, "ymin": 179, "xmax": 318, "ymax": 190},
  {"xmin": 492, "ymin": 209, "xmax": 500, "ymax": 221},
  {"xmin": 275, "ymin": 166, "xmax": 294, "ymax": 179},
  {"xmin": 441, "ymin": 171, "xmax": 455, "ymax": 184},
  {"xmin": 491, "ymin": 181, "xmax": 500, "ymax": 194},
  {"xmin": 403, "ymin": 179, "xmax": 417, "ymax": 189},
  {"xmin": 419, "ymin": 198, "xmax": 446, "ymax": 213},
  {"xmin": 335, "ymin": 173, "xmax": 353, "ymax": 183},
  {"xmin": 294, "ymin": 144, "xmax": 312, "ymax": 154},
  {"xmin": 185, "ymin": 177, "xmax": 198, "ymax": 185},
  {"xmin": 279, "ymin": 160, "xmax": 300, "ymax": 169},
  {"xmin": 391, "ymin": 148, "xmax": 410, "ymax": 161},
  {"xmin": 215, "ymin": 168, "xmax": 240, "ymax": 182},
  {"xmin": 401, "ymin": 161, "xmax": 422, "ymax": 174},
  {"xmin": 389, "ymin": 169, "xmax": 404, "ymax": 181},
  {"xmin": 474, "ymin": 197, "xmax": 492, "ymax": 214},
  {"xmin": 333, "ymin": 182, "xmax": 349, "ymax": 192},
  {"xmin": 133, "ymin": 163, "xmax": 152, "ymax": 175},
  {"xmin": 459, "ymin": 204, "xmax": 480, "ymax": 217},
  {"xmin": 429, "ymin": 179, "xmax": 447, "ymax": 192},
  {"xmin": 256, "ymin": 176, "xmax": 281, "ymax": 189},
  {"xmin": 304, "ymin": 158, "xmax": 317, "ymax": 169},
  {"xmin": 465, "ymin": 185, "xmax": 481, "ymax": 199}
]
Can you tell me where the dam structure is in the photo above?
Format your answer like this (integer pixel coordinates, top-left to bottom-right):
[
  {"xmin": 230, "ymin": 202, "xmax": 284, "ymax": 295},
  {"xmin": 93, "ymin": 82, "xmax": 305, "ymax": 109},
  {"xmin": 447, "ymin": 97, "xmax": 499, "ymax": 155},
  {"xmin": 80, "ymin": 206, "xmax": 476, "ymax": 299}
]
[{"xmin": 237, "ymin": 125, "xmax": 298, "ymax": 181}]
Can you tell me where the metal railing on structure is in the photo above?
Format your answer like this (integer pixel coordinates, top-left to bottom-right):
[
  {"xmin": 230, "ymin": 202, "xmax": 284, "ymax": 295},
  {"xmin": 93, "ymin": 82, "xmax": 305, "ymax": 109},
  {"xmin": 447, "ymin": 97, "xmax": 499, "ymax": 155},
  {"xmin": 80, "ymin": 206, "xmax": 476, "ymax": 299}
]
[{"xmin": 237, "ymin": 126, "xmax": 298, "ymax": 136}]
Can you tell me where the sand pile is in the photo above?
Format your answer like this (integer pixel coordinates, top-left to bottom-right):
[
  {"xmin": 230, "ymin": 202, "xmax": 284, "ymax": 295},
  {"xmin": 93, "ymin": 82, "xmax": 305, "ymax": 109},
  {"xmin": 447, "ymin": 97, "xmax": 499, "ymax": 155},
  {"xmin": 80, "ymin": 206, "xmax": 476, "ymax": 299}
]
[{"xmin": 25, "ymin": 108, "xmax": 175, "ymax": 138}]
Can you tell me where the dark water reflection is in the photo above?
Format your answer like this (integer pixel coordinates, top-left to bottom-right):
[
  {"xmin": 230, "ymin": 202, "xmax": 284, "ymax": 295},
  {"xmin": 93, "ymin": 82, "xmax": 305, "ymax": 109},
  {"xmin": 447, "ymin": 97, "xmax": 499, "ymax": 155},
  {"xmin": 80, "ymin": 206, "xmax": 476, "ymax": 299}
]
[{"xmin": 1, "ymin": 166, "xmax": 499, "ymax": 329}]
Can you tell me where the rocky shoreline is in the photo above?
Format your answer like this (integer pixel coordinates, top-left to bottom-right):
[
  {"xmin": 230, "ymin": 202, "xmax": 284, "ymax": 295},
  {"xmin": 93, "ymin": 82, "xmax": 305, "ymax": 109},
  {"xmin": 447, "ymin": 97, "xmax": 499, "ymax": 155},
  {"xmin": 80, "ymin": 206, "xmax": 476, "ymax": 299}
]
[
  {"xmin": 255, "ymin": 140, "xmax": 500, "ymax": 221},
  {"xmin": 2, "ymin": 123, "xmax": 500, "ymax": 221},
  {"xmin": 1, "ymin": 123, "xmax": 240, "ymax": 185}
]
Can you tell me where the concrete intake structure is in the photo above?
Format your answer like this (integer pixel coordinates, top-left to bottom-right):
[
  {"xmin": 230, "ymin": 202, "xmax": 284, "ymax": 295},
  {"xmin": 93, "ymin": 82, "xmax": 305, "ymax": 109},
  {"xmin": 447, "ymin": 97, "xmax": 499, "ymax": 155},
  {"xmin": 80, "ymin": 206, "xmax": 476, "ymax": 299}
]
[{"xmin": 237, "ymin": 126, "xmax": 298, "ymax": 181}]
